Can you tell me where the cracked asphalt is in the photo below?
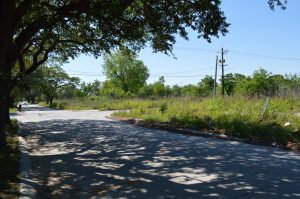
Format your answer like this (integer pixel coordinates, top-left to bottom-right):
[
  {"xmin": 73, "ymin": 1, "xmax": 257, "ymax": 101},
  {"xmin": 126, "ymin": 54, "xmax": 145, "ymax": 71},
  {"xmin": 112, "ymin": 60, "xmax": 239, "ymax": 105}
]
[{"xmin": 14, "ymin": 105, "xmax": 300, "ymax": 199}]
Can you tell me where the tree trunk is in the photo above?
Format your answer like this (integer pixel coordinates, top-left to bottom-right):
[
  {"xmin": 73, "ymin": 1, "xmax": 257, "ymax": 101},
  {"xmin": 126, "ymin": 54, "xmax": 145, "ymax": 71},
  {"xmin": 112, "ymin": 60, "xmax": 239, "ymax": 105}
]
[
  {"xmin": 5, "ymin": 94, "xmax": 12, "ymax": 125},
  {"xmin": 30, "ymin": 96, "xmax": 36, "ymax": 104},
  {"xmin": 0, "ymin": 76, "xmax": 11, "ymax": 150},
  {"xmin": 0, "ymin": 1, "xmax": 15, "ymax": 151},
  {"xmin": 49, "ymin": 98, "xmax": 53, "ymax": 105},
  {"xmin": 0, "ymin": 91, "xmax": 8, "ymax": 151},
  {"xmin": 5, "ymin": 102, "xmax": 11, "ymax": 125}
]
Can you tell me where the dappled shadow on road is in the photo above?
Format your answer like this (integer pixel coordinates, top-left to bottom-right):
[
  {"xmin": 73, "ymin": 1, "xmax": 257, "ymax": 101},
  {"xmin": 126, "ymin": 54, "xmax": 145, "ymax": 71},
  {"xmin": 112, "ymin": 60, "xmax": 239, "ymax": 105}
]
[
  {"xmin": 9, "ymin": 112, "xmax": 18, "ymax": 117},
  {"xmin": 20, "ymin": 119, "xmax": 300, "ymax": 199}
]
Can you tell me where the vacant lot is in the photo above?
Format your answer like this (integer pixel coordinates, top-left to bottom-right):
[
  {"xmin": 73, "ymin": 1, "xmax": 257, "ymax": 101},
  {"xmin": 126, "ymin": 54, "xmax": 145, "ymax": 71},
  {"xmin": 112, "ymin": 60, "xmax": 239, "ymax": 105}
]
[{"xmin": 54, "ymin": 97, "xmax": 300, "ymax": 148}]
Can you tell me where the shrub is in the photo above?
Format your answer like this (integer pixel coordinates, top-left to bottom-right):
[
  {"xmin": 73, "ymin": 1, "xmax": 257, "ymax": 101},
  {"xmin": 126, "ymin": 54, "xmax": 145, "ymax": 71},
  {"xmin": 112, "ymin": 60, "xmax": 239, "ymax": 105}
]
[
  {"xmin": 58, "ymin": 103, "xmax": 66, "ymax": 110},
  {"xmin": 159, "ymin": 103, "xmax": 168, "ymax": 114},
  {"xmin": 49, "ymin": 102, "xmax": 58, "ymax": 109}
]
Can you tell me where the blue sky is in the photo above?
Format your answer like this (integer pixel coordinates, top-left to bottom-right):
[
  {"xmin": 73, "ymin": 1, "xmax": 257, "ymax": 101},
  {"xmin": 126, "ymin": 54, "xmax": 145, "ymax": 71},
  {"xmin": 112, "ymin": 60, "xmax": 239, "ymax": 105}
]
[{"xmin": 62, "ymin": 0, "xmax": 300, "ymax": 86}]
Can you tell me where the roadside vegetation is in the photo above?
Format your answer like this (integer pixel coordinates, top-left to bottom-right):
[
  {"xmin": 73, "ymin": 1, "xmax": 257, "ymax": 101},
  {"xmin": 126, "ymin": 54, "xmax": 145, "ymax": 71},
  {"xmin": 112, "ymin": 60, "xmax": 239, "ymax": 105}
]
[
  {"xmin": 13, "ymin": 49, "xmax": 300, "ymax": 149},
  {"xmin": 53, "ymin": 97, "xmax": 300, "ymax": 148},
  {"xmin": 0, "ymin": 119, "xmax": 20, "ymax": 199}
]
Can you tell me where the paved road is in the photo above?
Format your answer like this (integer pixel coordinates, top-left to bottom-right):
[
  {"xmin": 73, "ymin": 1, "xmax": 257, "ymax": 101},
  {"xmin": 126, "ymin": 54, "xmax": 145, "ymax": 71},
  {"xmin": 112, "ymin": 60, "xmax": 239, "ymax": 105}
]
[{"xmin": 14, "ymin": 105, "xmax": 300, "ymax": 199}]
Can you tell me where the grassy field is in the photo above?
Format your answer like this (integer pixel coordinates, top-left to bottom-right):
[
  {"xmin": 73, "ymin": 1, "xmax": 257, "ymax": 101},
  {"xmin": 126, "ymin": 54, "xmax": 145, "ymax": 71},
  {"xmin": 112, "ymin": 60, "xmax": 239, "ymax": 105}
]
[
  {"xmin": 54, "ymin": 97, "xmax": 300, "ymax": 146},
  {"xmin": 0, "ymin": 119, "xmax": 20, "ymax": 199}
]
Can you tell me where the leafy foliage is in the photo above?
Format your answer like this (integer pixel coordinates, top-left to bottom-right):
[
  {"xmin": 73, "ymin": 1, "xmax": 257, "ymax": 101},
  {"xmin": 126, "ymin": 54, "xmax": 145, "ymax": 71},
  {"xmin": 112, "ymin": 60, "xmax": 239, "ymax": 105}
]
[
  {"xmin": 38, "ymin": 66, "xmax": 79, "ymax": 104},
  {"xmin": 223, "ymin": 73, "xmax": 236, "ymax": 96},
  {"xmin": 268, "ymin": 0, "xmax": 287, "ymax": 10},
  {"xmin": 103, "ymin": 49, "xmax": 149, "ymax": 94},
  {"xmin": 198, "ymin": 75, "xmax": 215, "ymax": 96},
  {"xmin": 5, "ymin": 0, "xmax": 231, "ymax": 90},
  {"xmin": 78, "ymin": 80, "xmax": 102, "ymax": 97},
  {"xmin": 101, "ymin": 80, "xmax": 126, "ymax": 99}
]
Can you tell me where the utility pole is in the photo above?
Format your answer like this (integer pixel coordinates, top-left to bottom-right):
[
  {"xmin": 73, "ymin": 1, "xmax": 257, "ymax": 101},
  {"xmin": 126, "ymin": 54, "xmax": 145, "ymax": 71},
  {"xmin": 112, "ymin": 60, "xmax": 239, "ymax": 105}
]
[
  {"xmin": 219, "ymin": 48, "xmax": 228, "ymax": 97},
  {"xmin": 221, "ymin": 48, "xmax": 225, "ymax": 96},
  {"xmin": 214, "ymin": 55, "xmax": 218, "ymax": 97}
]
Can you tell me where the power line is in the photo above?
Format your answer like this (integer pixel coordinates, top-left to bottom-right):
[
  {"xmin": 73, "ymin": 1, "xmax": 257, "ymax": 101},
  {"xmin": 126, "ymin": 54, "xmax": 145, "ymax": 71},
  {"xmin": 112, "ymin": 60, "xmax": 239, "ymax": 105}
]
[
  {"xmin": 65, "ymin": 69, "xmax": 103, "ymax": 74},
  {"xmin": 66, "ymin": 66, "xmax": 214, "ymax": 77},
  {"xmin": 67, "ymin": 73, "xmax": 218, "ymax": 78},
  {"xmin": 68, "ymin": 73, "xmax": 104, "ymax": 76},
  {"xmin": 150, "ymin": 74, "xmax": 219, "ymax": 78},
  {"xmin": 229, "ymin": 50, "xmax": 300, "ymax": 61},
  {"xmin": 174, "ymin": 47, "xmax": 300, "ymax": 61},
  {"xmin": 175, "ymin": 47, "xmax": 217, "ymax": 52},
  {"xmin": 64, "ymin": 48, "xmax": 300, "ymax": 79},
  {"xmin": 151, "ymin": 66, "xmax": 213, "ymax": 75}
]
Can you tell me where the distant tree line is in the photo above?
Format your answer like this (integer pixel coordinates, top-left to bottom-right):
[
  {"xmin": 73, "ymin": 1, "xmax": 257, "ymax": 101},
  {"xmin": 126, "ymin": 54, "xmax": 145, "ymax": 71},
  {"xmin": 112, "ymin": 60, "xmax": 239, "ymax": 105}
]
[{"xmin": 13, "ymin": 49, "xmax": 300, "ymax": 105}]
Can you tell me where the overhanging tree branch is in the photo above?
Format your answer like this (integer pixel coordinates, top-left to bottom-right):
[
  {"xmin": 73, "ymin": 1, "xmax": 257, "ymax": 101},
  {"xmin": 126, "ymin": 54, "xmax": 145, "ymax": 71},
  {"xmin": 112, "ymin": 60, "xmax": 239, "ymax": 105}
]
[
  {"xmin": 13, "ymin": 0, "xmax": 135, "ymax": 64},
  {"xmin": 12, "ymin": 42, "xmax": 56, "ymax": 86}
]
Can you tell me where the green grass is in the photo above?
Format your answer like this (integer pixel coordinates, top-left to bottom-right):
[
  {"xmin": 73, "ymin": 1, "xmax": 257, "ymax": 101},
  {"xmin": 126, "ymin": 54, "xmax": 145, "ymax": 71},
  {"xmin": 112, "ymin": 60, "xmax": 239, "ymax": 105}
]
[
  {"xmin": 0, "ymin": 119, "xmax": 20, "ymax": 199},
  {"xmin": 118, "ymin": 97, "xmax": 300, "ymax": 144},
  {"xmin": 54, "ymin": 97, "xmax": 300, "ymax": 146},
  {"xmin": 54, "ymin": 98, "xmax": 164, "ymax": 111},
  {"xmin": 9, "ymin": 108, "xmax": 17, "ymax": 113}
]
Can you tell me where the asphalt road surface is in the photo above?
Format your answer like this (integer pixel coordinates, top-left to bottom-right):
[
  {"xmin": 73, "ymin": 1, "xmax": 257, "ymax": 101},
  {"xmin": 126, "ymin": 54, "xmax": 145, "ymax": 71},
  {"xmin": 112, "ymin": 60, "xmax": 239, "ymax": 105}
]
[{"xmin": 14, "ymin": 105, "xmax": 300, "ymax": 199}]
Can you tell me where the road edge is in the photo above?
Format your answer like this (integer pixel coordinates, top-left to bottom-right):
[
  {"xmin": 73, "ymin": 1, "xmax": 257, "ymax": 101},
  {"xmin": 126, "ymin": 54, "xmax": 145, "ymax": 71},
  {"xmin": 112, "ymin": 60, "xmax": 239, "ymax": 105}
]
[
  {"xmin": 109, "ymin": 116, "xmax": 300, "ymax": 152},
  {"xmin": 18, "ymin": 125, "xmax": 36, "ymax": 199}
]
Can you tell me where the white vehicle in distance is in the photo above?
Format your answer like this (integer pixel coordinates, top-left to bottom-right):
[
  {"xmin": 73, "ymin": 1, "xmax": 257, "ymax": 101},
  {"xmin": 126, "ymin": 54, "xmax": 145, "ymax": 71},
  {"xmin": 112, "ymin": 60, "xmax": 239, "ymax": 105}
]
[{"xmin": 21, "ymin": 101, "xmax": 28, "ymax": 105}]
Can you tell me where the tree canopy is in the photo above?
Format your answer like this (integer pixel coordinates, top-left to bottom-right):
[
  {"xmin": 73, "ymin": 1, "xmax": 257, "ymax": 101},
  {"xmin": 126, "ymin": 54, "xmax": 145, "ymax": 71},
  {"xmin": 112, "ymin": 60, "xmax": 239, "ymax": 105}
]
[
  {"xmin": 103, "ymin": 49, "xmax": 149, "ymax": 94},
  {"xmin": 39, "ymin": 66, "xmax": 79, "ymax": 105},
  {"xmin": 3, "ymin": 0, "xmax": 230, "ymax": 88},
  {"xmin": 198, "ymin": 75, "xmax": 215, "ymax": 97}
]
